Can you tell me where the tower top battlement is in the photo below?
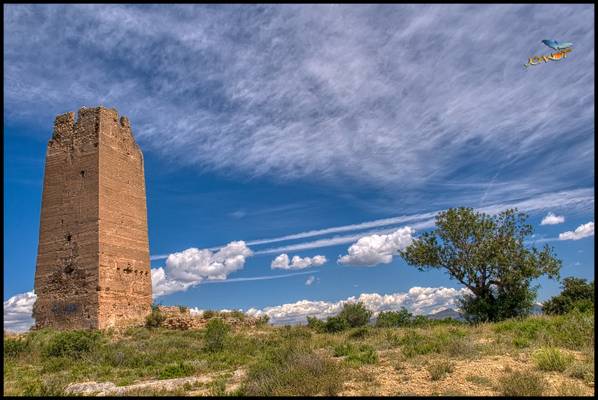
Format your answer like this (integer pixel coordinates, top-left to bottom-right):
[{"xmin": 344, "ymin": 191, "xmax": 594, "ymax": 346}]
[{"xmin": 52, "ymin": 106, "xmax": 133, "ymax": 143}]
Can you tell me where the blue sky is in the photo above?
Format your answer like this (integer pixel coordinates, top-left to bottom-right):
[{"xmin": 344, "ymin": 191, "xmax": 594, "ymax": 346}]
[{"xmin": 3, "ymin": 4, "xmax": 594, "ymax": 331}]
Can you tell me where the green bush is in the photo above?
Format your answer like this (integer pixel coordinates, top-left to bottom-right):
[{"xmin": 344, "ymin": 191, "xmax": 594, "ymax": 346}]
[
  {"xmin": 307, "ymin": 316, "xmax": 326, "ymax": 332},
  {"xmin": 178, "ymin": 305, "xmax": 188, "ymax": 313},
  {"xmin": 256, "ymin": 315, "xmax": 270, "ymax": 326},
  {"xmin": 376, "ymin": 308, "xmax": 413, "ymax": 327},
  {"xmin": 4, "ymin": 337, "xmax": 30, "ymax": 358},
  {"xmin": 533, "ymin": 347, "xmax": 574, "ymax": 372},
  {"xmin": 202, "ymin": 310, "xmax": 218, "ymax": 319},
  {"xmin": 159, "ymin": 361, "xmax": 195, "ymax": 379},
  {"xmin": 323, "ymin": 316, "xmax": 349, "ymax": 333},
  {"xmin": 204, "ymin": 318, "xmax": 230, "ymax": 352},
  {"xmin": 497, "ymin": 370, "xmax": 545, "ymax": 396},
  {"xmin": 566, "ymin": 362, "xmax": 594, "ymax": 385},
  {"xmin": 347, "ymin": 326, "xmax": 371, "ymax": 339},
  {"xmin": 543, "ymin": 277, "xmax": 594, "ymax": 315},
  {"xmin": 427, "ymin": 359, "xmax": 455, "ymax": 381},
  {"xmin": 241, "ymin": 346, "xmax": 343, "ymax": 396},
  {"xmin": 338, "ymin": 302, "xmax": 372, "ymax": 328},
  {"xmin": 145, "ymin": 309, "xmax": 165, "ymax": 328},
  {"xmin": 229, "ymin": 310, "xmax": 245, "ymax": 320},
  {"xmin": 42, "ymin": 330, "xmax": 101, "ymax": 359},
  {"xmin": 332, "ymin": 342, "xmax": 377, "ymax": 366},
  {"xmin": 346, "ymin": 345, "xmax": 378, "ymax": 366}
]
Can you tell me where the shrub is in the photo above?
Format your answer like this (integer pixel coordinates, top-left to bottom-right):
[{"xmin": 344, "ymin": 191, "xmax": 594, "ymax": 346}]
[
  {"xmin": 557, "ymin": 382, "xmax": 587, "ymax": 396},
  {"xmin": 465, "ymin": 375, "xmax": 492, "ymax": 387},
  {"xmin": 202, "ymin": 310, "xmax": 218, "ymax": 319},
  {"xmin": 204, "ymin": 318, "xmax": 230, "ymax": 352},
  {"xmin": 229, "ymin": 310, "xmax": 245, "ymax": 320},
  {"xmin": 333, "ymin": 342, "xmax": 354, "ymax": 357},
  {"xmin": 145, "ymin": 308, "xmax": 165, "ymax": 328},
  {"xmin": 427, "ymin": 360, "xmax": 455, "ymax": 381},
  {"xmin": 307, "ymin": 316, "xmax": 326, "ymax": 332},
  {"xmin": 332, "ymin": 342, "xmax": 377, "ymax": 366},
  {"xmin": 533, "ymin": 347, "xmax": 574, "ymax": 372},
  {"xmin": 376, "ymin": 308, "xmax": 413, "ymax": 327},
  {"xmin": 566, "ymin": 362, "xmax": 594, "ymax": 384},
  {"xmin": 497, "ymin": 370, "xmax": 545, "ymax": 396},
  {"xmin": 347, "ymin": 326, "xmax": 371, "ymax": 340},
  {"xmin": 42, "ymin": 330, "xmax": 101, "ymax": 359},
  {"xmin": 159, "ymin": 361, "xmax": 195, "ymax": 379},
  {"xmin": 543, "ymin": 277, "xmax": 594, "ymax": 315},
  {"xmin": 178, "ymin": 305, "xmax": 188, "ymax": 313},
  {"xmin": 323, "ymin": 316, "xmax": 349, "ymax": 333},
  {"xmin": 338, "ymin": 302, "xmax": 372, "ymax": 328},
  {"xmin": 345, "ymin": 345, "xmax": 378, "ymax": 366},
  {"xmin": 241, "ymin": 346, "xmax": 343, "ymax": 396},
  {"xmin": 4, "ymin": 337, "xmax": 30, "ymax": 358},
  {"xmin": 256, "ymin": 315, "xmax": 270, "ymax": 326}
]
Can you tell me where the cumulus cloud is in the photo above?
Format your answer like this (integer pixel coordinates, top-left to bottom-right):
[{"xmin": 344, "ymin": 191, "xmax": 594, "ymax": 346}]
[
  {"xmin": 0, "ymin": 285, "xmax": 467, "ymax": 330},
  {"xmin": 152, "ymin": 241, "xmax": 253, "ymax": 298},
  {"xmin": 541, "ymin": 212, "xmax": 565, "ymax": 225},
  {"xmin": 271, "ymin": 254, "xmax": 327, "ymax": 269},
  {"xmin": 166, "ymin": 241, "xmax": 252, "ymax": 282},
  {"xmin": 559, "ymin": 222, "xmax": 594, "ymax": 241},
  {"xmin": 246, "ymin": 286, "xmax": 470, "ymax": 325},
  {"xmin": 4, "ymin": 291, "xmax": 37, "ymax": 332},
  {"xmin": 338, "ymin": 227, "xmax": 414, "ymax": 266}
]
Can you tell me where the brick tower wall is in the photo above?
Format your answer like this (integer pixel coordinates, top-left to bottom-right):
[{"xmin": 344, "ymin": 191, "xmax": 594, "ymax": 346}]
[
  {"xmin": 97, "ymin": 108, "xmax": 152, "ymax": 329},
  {"xmin": 33, "ymin": 106, "xmax": 152, "ymax": 330}
]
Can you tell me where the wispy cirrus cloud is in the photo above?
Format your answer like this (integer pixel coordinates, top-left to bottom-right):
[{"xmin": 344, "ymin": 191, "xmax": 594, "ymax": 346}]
[
  {"xmin": 149, "ymin": 187, "xmax": 594, "ymax": 260},
  {"xmin": 4, "ymin": 5, "xmax": 594, "ymax": 202}
]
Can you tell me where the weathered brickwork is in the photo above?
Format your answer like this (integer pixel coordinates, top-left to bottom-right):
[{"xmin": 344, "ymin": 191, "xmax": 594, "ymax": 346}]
[{"xmin": 33, "ymin": 106, "xmax": 152, "ymax": 330}]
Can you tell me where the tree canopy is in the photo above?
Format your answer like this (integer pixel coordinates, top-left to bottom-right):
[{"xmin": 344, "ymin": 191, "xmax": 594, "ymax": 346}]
[
  {"xmin": 399, "ymin": 207, "xmax": 562, "ymax": 322},
  {"xmin": 542, "ymin": 277, "xmax": 594, "ymax": 315}
]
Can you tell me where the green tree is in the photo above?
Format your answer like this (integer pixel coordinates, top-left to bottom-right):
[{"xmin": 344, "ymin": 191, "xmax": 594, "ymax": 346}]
[
  {"xmin": 542, "ymin": 277, "xmax": 594, "ymax": 315},
  {"xmin": 338, "ymin": 302, "xmax": 372, "ymax": 328},
  {"xmin": 376, "ymin": 308, "xmax": 413, "ymax": 327},
  {"xmin": 204, "ymin": 318, "xmax": 230, "ymax": 352},
  {"xmin": 399, "ymin": 208, "xmax": 561, "ymax": 322}
]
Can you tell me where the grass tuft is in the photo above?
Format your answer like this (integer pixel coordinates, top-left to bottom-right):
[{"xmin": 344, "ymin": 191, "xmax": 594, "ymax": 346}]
[
  {"xmin": 532, "ymin": 347, "xmax": 574, "ymax": 372},
  {"xmin": 427, "ymin": 359, "xmax": 455, "ymax": 381},
  {"xmin": 497, "ymin": 369, "xmax": 545, "ymax": 396}
]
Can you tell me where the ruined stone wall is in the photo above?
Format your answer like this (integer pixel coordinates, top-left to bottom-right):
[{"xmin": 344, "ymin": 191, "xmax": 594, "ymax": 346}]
[{"xmin": 33, "ymin": 106, "xmax": 152, "ymax": 330}]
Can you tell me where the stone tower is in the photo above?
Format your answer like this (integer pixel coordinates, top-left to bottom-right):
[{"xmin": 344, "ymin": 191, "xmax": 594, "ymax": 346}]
[{"xmin": 33, "ymin": 106, "xmax": 152, "ymax": 330}]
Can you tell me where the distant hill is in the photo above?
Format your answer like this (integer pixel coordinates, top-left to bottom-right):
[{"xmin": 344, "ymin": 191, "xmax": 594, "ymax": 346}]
[{"xmin": 427, "ymin": 308, "xmax": 464, "ymax": 321}]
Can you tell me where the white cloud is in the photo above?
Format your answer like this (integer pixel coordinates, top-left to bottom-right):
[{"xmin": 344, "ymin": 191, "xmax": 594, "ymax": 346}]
[
  {"xmin": 152, "ymin": 241, "xmax": 253, "ymax": 298},
  {"xmin": 338, "ymin": 226, "xmax": 414, "ymax": 266},
  {"xmin": 0, "ymin": 285, "xmax": 468, "ymax": 329},
  {"xmin": 4, "ymin": 291, "xmax": 37, "ymax": 332},
  {"xmin": 541, "ymin": 212, "xmax": 565, "ymax": 225},
  {"xmin": 166, "ymin": 241, "xmax": 252, "ymax": 282},
  {"xmin": 305, "ymin": 276, "xmax": 317, "ymax": 286},
  {"xmin": 4, "ymin": 5, "xmax": 593, "ymax": 207},
  {"xmin": 151, "ymin": 267, "xmax": 193, "ymax": 298},
  {"xmin": 559, "ymin": 222, "xmax": 594, "ymax": 241},
  {"xmin": 271, "ymin": 253, "xmax": 327, "ymax": 269},
  {"xmin": 246, "ymin": 286, "xmax": 470, "ymax": 325}
]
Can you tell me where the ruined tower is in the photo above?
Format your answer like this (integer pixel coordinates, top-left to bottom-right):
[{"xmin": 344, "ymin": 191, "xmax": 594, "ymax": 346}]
[{"xmin": 33, "ymin": 106, "xmax": 152, "ymax": 330}]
